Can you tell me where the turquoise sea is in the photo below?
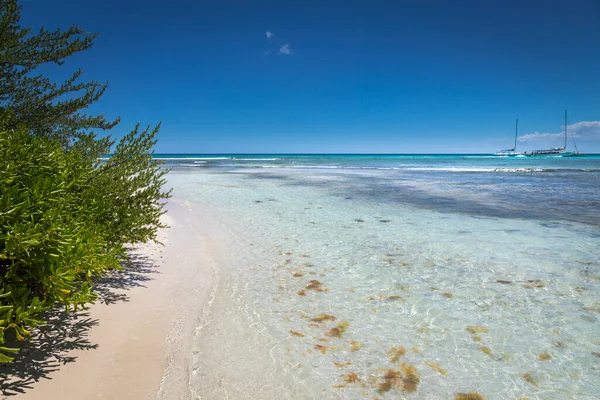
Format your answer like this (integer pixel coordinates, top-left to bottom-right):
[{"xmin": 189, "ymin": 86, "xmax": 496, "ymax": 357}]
[{"xmin": 162, "ymin": 154, "xmax": 600, "ymax": 399}]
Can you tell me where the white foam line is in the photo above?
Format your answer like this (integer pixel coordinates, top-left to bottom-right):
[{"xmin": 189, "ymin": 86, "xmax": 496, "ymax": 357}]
[
  {"xmin": 155, "ymin": 157, "xmax": 232, "ymax": 160},
  {"xmin": 233, "ymin": 158, "xmax": 282, "ymax": 161}
]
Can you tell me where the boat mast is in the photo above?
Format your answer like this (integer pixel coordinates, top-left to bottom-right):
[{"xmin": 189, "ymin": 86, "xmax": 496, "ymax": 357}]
[
  {"xmin": 514, "ymin": 118, "xmax": 518, "ymax": 150},
  {"xmin": 563, "ymin": 110, "xmax": 567, "ymax": 150}
]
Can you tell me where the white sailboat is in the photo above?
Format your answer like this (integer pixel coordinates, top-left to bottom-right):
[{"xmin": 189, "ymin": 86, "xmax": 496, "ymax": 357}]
[
  {"xmin": 563, "ymin": 111, "xmax": 586, "ymax": 157},
  {"xmin": 524, "ymin": 110, "xmax": 581, "ymax": 157},
  {"xmin": 495, "ymin": 119, "xmax": 522, "ymax": 156}
]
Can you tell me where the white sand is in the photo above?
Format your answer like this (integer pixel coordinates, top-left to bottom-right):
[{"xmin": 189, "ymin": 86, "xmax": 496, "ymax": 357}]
[{"xmin": 4, "ymin": 200, "xmax": 216, "ymax": 400}]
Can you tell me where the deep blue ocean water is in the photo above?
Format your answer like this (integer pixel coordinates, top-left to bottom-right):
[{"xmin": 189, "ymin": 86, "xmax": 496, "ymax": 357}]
[{"xmin": 159, "ymin": 154, "xmax": 600, "ymax": 227}]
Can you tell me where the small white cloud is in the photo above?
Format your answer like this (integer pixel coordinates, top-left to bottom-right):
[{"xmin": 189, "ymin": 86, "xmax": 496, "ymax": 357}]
[
  {"xmin": 278, "ymin": 44, "xmax": 292, "ymax": 55},
  {"xmin": 518, "ymin": 120, "xmax": 600, "ymax": 142},
  {"xmin": 266, "ymin": 31, "xmax": 273, "ymax": 38},
  {"xmin": 567, "ymin": 120, "xmax": 600, "ymax": 139},
  {"xmin": 518, "ymin": 132, "xmax": 563, "ymax": 142}
]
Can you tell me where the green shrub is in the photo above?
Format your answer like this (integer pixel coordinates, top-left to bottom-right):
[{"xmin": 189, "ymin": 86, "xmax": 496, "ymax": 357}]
[
  {"xmin": 0, "ymin": 115, "xmax": 170, "ymax": 362},
  {"xmin": 0, "ymin": 0, "xmax": 172, "ymax": 362}
]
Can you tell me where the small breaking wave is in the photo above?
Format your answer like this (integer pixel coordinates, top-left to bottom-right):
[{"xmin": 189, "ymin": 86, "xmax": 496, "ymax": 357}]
[
  {"xmin": 155, "ymin": 157, "xmax": 232, "ymax": 160},
  {"xmin": 233, "ymin": 158, "xmax": 282, "ymax": 161},
  {"xmin": 250, "ymin": 165, "xmax": 599, "ymax": 173}
]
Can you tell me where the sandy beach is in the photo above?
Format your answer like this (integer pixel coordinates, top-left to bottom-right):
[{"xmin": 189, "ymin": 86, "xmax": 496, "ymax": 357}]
[
  {"xmin": 1, "ymin": 200, "xmax": 216, "ymax": 400},
  {"xmin": 1, "ymin": 194, "xmax": 310, "ymax": 400}
]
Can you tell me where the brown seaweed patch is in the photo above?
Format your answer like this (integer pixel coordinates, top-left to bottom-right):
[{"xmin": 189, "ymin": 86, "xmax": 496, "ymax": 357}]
[
  {"xmin": 312, "ymin": 314, "xmax": 337, "ymax": 323},
  {"xmin": 386, "ymin": 295, "xmax": 403, "ymax": 301},
  {"xmin": 538, "ymin": 352, "xmax": 551, "ymax": 361},
  {"xmin": 479, "ymin": 346, "xmax": 493, "ymax": 357},
  {"xmin": 377, "ymin": 364, "xmax": 420, "ymax": 393},
  {"xmin": 350, "ymin": 340, "xmax": 362, "ymax": 352},
  {"xmin": 466, "ymin": 325, "xmax": 490, "ymax": 335},
  {"xmin": 314, "ymin": 344, "xmax": 328, "ymax": 354},
  {"xmin": 326, "ymin": 321, "xmax": 350, "ymax": 338},
  {"xmin": 377, "ymin": 370, "xmax": 398, "ymax": 393},
  {"xmin": 455, "ymin": 393, "xmax": 485, "ymax": 400},
  {"xmin": 331, "ymin": 384, "xmax": 347, "ymax": 389},
  {"xmin": 297, "ymin": 290, "xmax": 307, "ymax": 296},
  {"xmin": 342, "ymin": 372, "xmax": 361, "ymax": 383},
  {"xmin": 326, "ymin": 328, "xmax": 343, "ymax": 338},
  {"xmin": 496, "ymin": 280, "xmax": 512, "ymax": 284},
  {"xmin": 290, "ymin": 330, "xmax": 305, "ymax": 337},
  {"xmin": 471, "ymin": 335, "xmax": 482, "ymax": 342},
  {"xmin": 412, "ymin": 347, "xmax": 420, "ymax": 353},
  {"xmin": 592, "ymin": 351, "xmax": 600, "ymax": 358},
  {"xmin": 387, "ymin": 346, "xmax": 407, "ymax": 363},
  {"xmin": 306, "ymin": 280, "xmax": 328, "ymax": 292},
  {"xmin": 520, "ymin": 372, "xmax": 539, "ymax": 386},
  {"xmin": 400, "ymin": 363, "xmax": 420, "ymax": 392},
  {"xmin": 443, "ymin": 292, "xmax": 454, "ymax": 298},
  {"xmin": 292, "ymin": 272, "xmax": 304, "ymax": 277},
  {"xmin": 523, "ymin": 280, "xmax": 545, "ymax": 289},
  {"xmin": 334, "ymin": 361, "xmax": 352, "ymax": 368},
  {"xmin": 424, "ymin": 361, "xmax": 448, "ymax": 376},
  {"xmin": 378, "ymin": 293, "xmax": 403, "ymax": 301}
]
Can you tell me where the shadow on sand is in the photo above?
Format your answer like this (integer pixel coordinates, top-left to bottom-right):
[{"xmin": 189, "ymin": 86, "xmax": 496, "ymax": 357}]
[{"xmin": 0, "ymin": 251, "xmax": 160, "ymax": 396}]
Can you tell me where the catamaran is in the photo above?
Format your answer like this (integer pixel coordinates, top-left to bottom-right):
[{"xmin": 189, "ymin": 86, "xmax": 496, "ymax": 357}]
[
  {"xmin": 524, "ymin": 110, "xmax": 582, "ymax": 157},
  {"xmin": 495, "ymin": 118, "xmax": 522, "ymax": 156}
]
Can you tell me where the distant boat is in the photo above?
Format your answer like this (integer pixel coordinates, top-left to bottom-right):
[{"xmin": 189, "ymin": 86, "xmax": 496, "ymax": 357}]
[
  {"xmin": 495, "ymin": 118, "xmax": 522, "ymax": 156},
  {"xmin": 563, "ymin": 111, "xmax": 586, "ymax": 157},
  {"xmin": 524, "ymin": 110, "xmax": 584, "ymax": 157}
]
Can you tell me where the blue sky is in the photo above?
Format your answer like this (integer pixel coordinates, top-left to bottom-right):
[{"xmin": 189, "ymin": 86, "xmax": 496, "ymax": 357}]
[{"xmin": 20, "ymin": 0, "xmax": 600, "ymax": 153}]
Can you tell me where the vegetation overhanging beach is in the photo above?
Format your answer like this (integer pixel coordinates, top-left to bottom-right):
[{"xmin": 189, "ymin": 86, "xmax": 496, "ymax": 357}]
[{"xmin": 0, "ymin": 0, "xmax": 177, "ymax": 395}]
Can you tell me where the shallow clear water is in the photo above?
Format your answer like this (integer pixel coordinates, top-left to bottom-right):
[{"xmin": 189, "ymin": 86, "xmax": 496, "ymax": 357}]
[{"xmin": 166, "ymin": 155, "xmax": 600, "ymax": 399}]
